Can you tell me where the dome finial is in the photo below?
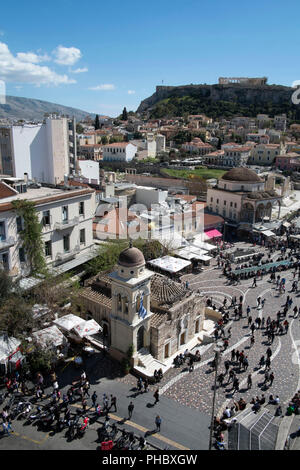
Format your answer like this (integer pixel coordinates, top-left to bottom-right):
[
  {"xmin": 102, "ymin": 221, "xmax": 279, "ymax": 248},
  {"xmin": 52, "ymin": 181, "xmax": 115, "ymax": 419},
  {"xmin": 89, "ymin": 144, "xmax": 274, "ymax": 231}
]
[{"xmin": 129, "ymin": 238, "xmax": 133, "ymax": 249}]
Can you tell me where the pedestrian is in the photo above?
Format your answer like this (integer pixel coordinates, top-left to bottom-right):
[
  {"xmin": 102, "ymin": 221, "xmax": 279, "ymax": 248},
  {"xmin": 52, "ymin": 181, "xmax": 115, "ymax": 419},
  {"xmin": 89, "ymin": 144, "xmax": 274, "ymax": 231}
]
[
  {"xmin": 110, "ymin": 395, "xmax": 117, "ymax": 412},
  {"xmin": 250, "ymin": 335, "xmax": 255, "ymax": 348},
  {"xmin": 231, "ymin": 349, "xmax": 236, "ymax": 362},
  {"xmin": 155, "ymin": 415, "xmax": 162, "ymax": 432},
  {"xmin": 265, "ymin": 357, "xmax": 271, "ymax": 370},
  {"xmin": 269, "ymin": 372, "xmax": 274, "ymax": 386},
  {"xmin": 128, "ymin": 401, "xmax": 134, "ymax": 419},
  {"xmin": 91, "ymin": 391, "xmax": 97, "ymax": 408},
  {"xmin": 144, "ymin": 378, "xmax": 149, "ymax": 393},
  {"xmin": 82, "ymin": 398, "xmax": 87, "ymax": 413},
  {"xmin": 246, "ymin": 306, "xmax": 251, "ymax": 317},
  {"xmin": 264, "ymin": 370, "xmax": 270, "ymax": 385},
  {"xmin": 243, "ymin": 356, "xmax": 249, "ymax": 371},
  {"xmin": 247, "ymin": 374, "xmax": 252, "ymax": 389},
  {"xmin": 224, "ymin": 360, "xmax": 230, "ymax": 374},
  {"xmin": 153, "ymin": 388, "xmax": 160, "ymax": 405},
  {"xmin": 252, "ymin": 277, "xmax": 257, "ymax": 288}
]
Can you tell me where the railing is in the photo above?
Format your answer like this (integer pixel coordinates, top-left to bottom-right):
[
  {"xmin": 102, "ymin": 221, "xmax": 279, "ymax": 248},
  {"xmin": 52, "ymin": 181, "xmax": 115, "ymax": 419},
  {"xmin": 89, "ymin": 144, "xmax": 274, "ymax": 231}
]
[
  {"xmin": 0, "ymin": 236, "xmax": 16, "ymax": 250},
  {"xmin": 54, "ymin": 244, "xmax": 80, "ymax": 265},
  {"xmin": 54, "ymin": 217, "xmax": 79, "ymax": 231}
]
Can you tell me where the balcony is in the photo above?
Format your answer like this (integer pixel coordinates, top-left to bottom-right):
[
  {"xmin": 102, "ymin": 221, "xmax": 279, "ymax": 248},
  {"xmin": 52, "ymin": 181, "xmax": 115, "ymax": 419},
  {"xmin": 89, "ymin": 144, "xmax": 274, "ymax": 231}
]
[
  {"xmin": 0, "ymin": 236, "xmax": 16, "ymax": 251},
  {"xmin": 54, "ymin": 217, "xmax": 79, "ymax": 231},
  {"xmin": 54, "ymin": 244, "xmax": 80, "ymax": 266}
]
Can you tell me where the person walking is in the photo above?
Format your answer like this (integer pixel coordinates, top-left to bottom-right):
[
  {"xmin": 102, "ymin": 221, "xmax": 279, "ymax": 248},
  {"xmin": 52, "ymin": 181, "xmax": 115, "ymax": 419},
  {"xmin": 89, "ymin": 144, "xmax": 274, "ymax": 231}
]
[
  {"xmin": 269, "ymin": 372, "xmax": 274, "ymax": 386},
  {"xmin": 91, "ymin": 391, "xmax": 97, "ymax": 408},
  {"xmin": 128, "ymin": 402, "xmax": 134, "ymax": 419},
  {"xmin": 155, "ymin": 415, "xmax": 162, "ymax": 432},
  {"xmin": 263, "ymin": 370, "xmax": 270, "ymax": 385},
  {"xmin": 247, "ymin": 374, "xmax": 252, "ymax": 389},
  {"xmin": 153, "ymin": 388, "xmax": 160, "ymax": 405},
  {"xmin": 110, "ymin": 395, "xmax": 117, "ymax": 413}
]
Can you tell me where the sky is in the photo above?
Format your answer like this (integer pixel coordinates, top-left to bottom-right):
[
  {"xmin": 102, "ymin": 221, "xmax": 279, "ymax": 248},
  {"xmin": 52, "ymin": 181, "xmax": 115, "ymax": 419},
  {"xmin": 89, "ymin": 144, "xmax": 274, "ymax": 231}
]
[{"xmin": 0, "ymin": 0, "xmax": 299, "ymax": 117}]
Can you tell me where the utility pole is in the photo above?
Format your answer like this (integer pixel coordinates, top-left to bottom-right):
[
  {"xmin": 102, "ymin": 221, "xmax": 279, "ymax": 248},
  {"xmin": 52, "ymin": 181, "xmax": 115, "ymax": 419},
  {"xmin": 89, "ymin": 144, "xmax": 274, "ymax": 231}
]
[{"xmin": 208, "ymin": 344, "xmax": 222, "ymax": 450}]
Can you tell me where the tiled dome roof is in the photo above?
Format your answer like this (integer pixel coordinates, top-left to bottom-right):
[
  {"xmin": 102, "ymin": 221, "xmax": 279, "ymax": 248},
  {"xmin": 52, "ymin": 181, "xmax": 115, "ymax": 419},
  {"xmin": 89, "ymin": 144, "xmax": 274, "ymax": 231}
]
[
  {"xmin": 118, "ymin": 247, "xmax": 145, "ymax": 268},
  {"xmin": 150, "ymin": 274, "xmax": 188, "ymax": 305},
  {"xmin": 222, "ymin": 168, "xmax": 263, "ymax": 182}
]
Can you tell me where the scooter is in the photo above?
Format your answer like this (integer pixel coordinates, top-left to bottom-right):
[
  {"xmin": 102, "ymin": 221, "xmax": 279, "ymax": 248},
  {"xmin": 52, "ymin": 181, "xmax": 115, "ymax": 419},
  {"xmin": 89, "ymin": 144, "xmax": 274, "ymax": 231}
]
[{"xmin": 76, "ymin": 416, "xmax": 89, "ymax": 438}]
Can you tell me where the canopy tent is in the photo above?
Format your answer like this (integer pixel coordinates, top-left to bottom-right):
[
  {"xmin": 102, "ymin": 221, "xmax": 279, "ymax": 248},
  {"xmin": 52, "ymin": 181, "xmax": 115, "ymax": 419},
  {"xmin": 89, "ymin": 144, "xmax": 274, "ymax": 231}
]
[
  {"xmin": 261, "ymin": 230, "xmax": 276, "ymax": 238},
  {"xmin": 196, "ymin": 254, "xmax": 212, "ymax": 261},
  {"xmin": 32, "ymin": 325, "xmax": 68, "ymax": 349},
  {"xmin": 152, "ymin": 230, "xmax": 189, "ymax": 250},
  {"xmin": 204, "ymin": 229, "xmax": 222, "ymax": 240},
  {"xmin": 0, "ymin": 335, "xmax": 21, "ymax": 363},
  {"xmin": 53, "ymin": 314, "xmax": 86, "ymax": 332},
  {"xmin": 233, "ymin": 259, "xmax": 292, "ymax": 275},
  {"xmin": 175, "ymin": 246, "xmax": 211, "ymax": 261},
  {"xmin": 72, "ymin": 319, "xmax": 102, "ymax": 338},
  {"xmin": 190, "ymin": 239, "xmax": 216, "ymax": 252},
  {"xmin": 148, "ymin": 255, "xmax": 191, "ymax": 273}
]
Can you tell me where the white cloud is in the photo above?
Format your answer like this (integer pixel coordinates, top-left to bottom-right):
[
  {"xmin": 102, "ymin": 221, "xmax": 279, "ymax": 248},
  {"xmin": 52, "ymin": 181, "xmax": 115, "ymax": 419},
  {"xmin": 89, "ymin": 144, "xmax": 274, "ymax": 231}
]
[
  {"xmin": 17, "ymin": 52, "xmax": 50, "ymax": 63},
  {"xmin": 128, "ymin": 90, "xmax": 135, "ymax": 95},
  {"xmin": 0, "ymin": 42, "xmax": 76, "ymax": 86},
  {"xmin": 72, "ymin": 67, "xmax": 88, "ymax": 74},
  {"xmin": 89, "ymin": 84, "xmax": 115, "ymax": 91},
  {"xmin": 292, "ymin": 80, "xmax": 300, "ymax": 88},
  {"xmin": 53, "ymin": 45, "xmax": 82, "ymax": 66}
]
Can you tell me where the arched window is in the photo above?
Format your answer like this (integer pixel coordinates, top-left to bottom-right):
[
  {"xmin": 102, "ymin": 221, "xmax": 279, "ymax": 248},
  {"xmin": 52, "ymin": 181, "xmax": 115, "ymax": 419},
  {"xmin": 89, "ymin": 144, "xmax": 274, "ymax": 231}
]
[
  {"xmin": 117, "ymin": 294, "xmax": 122, "ymax": 311},
  {"xmin": 136, "ymin": 294, "xmax": 141, "ymax": 312}
]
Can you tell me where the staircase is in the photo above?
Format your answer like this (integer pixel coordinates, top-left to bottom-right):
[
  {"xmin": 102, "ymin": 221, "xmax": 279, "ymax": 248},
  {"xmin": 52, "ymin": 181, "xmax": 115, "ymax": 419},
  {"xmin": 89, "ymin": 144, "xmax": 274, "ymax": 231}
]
[{"xmin": 135, "ymin": 348, "xmax": 168, "ymax": 377}]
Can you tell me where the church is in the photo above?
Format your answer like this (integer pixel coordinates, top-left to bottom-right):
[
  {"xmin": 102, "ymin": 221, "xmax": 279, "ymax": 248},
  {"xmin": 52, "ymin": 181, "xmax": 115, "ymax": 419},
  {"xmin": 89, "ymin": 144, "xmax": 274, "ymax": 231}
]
[{"xmin": 80, "ymin": 244, "xmax": 207, "ymax": 375}]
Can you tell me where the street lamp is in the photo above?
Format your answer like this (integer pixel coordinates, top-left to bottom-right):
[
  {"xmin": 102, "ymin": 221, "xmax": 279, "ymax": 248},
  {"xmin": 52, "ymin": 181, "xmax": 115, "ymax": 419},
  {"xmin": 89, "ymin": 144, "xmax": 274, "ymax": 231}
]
[{"xmin": 208, "ymin": 343, "xmax": 223, "ymax": 450}]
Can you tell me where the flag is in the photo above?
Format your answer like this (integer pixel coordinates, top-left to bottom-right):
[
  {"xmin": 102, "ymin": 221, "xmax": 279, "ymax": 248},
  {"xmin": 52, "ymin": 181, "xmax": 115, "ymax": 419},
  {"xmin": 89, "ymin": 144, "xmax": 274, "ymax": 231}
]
[{"xmin": 138, "ymin": 294, "xmax": 147, "ymax": 319}]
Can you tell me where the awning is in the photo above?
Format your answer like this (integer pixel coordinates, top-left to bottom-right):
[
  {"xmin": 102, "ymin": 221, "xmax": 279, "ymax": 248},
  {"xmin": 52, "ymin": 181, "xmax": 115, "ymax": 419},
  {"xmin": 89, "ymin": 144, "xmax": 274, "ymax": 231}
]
[
  {"xmin": 72, "ymin": 319, "xmax": 102, "ymax": 338},
  {"xmin": 32, "ymin": 325, "xmax": 68, "ymax": 349},
  {"xmin": 0, "ymin": 336, "xmax": 21, "ymax": 363},
  {"xmin": 148, "ymin": 256, "xmax": 191, "ymax": 273},
  {"xmin": 204, "ymin": 229, "xmax": 222, "ymax": 239},
  {"xmin": 262, "ymin": 230, "xmax": 276, "ymax": 238},
  {"xmin": 53, "ymin": 314, "xmax": 86, "ymax": 332}
]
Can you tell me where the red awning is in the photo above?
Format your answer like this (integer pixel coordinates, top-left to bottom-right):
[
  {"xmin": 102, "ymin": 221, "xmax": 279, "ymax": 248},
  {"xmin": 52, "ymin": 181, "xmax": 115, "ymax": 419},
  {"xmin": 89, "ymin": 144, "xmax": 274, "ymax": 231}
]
[{"xmin": 204, "ymin": 229, "xmax": 222, "ymax": 239}]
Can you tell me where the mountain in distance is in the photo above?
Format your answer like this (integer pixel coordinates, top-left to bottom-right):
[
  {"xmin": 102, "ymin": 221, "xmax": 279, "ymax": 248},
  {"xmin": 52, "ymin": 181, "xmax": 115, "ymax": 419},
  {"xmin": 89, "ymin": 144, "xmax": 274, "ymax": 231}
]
[{"xmin": 0, "ymin": 95, "xmax": 100, "ymax": 122}]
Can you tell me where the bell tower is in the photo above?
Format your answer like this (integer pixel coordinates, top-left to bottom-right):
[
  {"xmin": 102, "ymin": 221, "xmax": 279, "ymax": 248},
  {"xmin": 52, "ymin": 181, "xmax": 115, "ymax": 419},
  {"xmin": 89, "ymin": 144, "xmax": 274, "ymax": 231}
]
[{"xmin": 109, "ymin": 243, "xmax": 154, "ymax": 361}]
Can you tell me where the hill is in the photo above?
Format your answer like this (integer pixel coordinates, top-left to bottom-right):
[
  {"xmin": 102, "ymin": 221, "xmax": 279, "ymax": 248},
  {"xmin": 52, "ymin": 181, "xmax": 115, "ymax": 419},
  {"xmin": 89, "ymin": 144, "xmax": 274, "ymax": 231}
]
[
  {"xmin": 137, "ymin": 83, "xmax": 300, "ymax": 121},
  {"xmin": 0, "ymin": 95, "xmax": 96, "ymax": 122}
]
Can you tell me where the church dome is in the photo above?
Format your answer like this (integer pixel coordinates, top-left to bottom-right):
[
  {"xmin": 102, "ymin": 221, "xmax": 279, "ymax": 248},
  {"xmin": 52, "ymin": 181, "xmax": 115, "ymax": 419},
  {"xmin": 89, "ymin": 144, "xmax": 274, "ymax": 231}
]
[
  {"xmin": 118, "ymin": 246, "xmax": 145, "ymax": 268},
  {"xmin": 221, "ymin": 167, "xmax": 263, "ymax": 182}
]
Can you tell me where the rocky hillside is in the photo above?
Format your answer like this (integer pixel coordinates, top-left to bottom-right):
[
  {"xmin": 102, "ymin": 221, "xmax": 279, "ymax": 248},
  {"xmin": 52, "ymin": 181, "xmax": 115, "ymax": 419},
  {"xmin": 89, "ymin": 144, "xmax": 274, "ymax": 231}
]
[
  {"xmin": 137, "ymin": 84, "xmax": 300, "ymax": 120},
  {"xmin": 0, "ymin": 95, "xmax": 95, "ymax": 121}
]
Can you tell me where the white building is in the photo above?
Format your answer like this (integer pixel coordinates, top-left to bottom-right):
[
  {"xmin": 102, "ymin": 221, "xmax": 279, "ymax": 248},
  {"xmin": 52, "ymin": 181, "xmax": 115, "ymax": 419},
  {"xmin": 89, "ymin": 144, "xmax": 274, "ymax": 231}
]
[
  {"xmin": 0, "ymin": 116, "xmax": 77, "ymax": 185},
  {"xmin": 0, "ymin": 177, "xmax": 95, "ymax": 280},
  {"xmin": 135, "ymin": 186, "xmax": 168, "ymax": 209},
  {"xmin": 102, "ymin": 142, "xmax": 137, "ymax": 162},
  {"xmin": 147, "ymin": 133, "xmax": 156, "ymax": 158},
  {"xmin": 78, "ymin": 160, "xmax": 100, "ymax": 185}
]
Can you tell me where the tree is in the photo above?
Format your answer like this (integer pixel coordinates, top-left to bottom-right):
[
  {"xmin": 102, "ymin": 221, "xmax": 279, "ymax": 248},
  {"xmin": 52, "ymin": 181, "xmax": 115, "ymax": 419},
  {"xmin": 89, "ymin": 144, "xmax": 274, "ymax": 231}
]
[
  {"xmin": 0, "ymin": 271, "xmax": 13, "ymax": 307},
  {"xmin": 94, "ymin": 114, "xmax": 100, "ymax": 130},
  {"xmin": 76, "ymin": 123, "xmax": 84, "ymax": 134},
  {"xmin": 11, "ymin": 200, "xmax": 47, "ymax": 275},
  {"xmin": 101, "ymin": 135, "xmax": 108, "ymax": 145},
  {"xmin": 121, "ymin": 107, "xmax": 128, "ymax": 121}
]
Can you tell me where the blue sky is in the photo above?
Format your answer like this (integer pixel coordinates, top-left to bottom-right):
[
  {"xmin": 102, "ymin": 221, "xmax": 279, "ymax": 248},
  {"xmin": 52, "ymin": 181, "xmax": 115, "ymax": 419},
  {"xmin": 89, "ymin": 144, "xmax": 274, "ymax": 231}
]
[{"xmin": 0, "ymin": 0, "xmax": 299, "ymax": 116}]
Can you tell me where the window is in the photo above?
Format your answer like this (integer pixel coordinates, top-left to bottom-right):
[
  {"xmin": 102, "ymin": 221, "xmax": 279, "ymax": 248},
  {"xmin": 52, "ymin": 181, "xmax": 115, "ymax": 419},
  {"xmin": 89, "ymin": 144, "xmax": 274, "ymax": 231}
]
[
  {"xmin": 234, "ymin": 203, "xmax": 237, "ymax": 208},
  {"xmin": 230, "ymin": 202, "xmax": 233, "ymax": 207},
  {"xmin": 63, "ymin": 234, "xmax": 70, "ymax": 252},
  {"xmin": 43, "ymin": 210, "xmax": 51, "ymax": 226},
  {"xmin": 210, "ymin": 197, "xmax": 213, "ymax": 202},
  {"xmin": 19, "ymin": 247, "xmax": 25, "ymax": 263},
  {"xmin": 45, "ymin": 240, "xmax": 52, "ymax": 257},
  {"xmin": 62, "ymin": 206, "xmax": 68, "ymax": 222},
  {"xmin": 224, "ymin": 200, "xmax": 226, "ymax": 205},
  {"xmin": 16, "ymin": 216, "xmax": 22, "ymax": 233},
  {"xmin": 80, "ymin": 229, "xmax": 85, "ymax": 245},
  {"xmin": 79, "ymin": 201, "xmax": 85, "ymax": 216},
  {"xmin": 0, "ymin": 221, "xmax": 6, "ymax": 241}
]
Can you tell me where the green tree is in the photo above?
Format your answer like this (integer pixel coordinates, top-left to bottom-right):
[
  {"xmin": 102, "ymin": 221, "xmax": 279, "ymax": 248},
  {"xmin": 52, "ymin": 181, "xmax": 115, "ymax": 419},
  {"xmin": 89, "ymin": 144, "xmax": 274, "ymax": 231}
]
[
  {"xmin": 12, "ymin": 200, "xmax": 47, "ymax": 275},
  {"xmin": 121, "ymin": 107, "xmax": 128, "ymax": 121},
  {"xmin": 76, "ymin": 123, "xmax": 84, "ymax": 134},
  {"xmin": 101, "ymin": 135, "xmax": 108, "ymax": 145},
  {"xmin": 94, "ymin": 114, "xmax": 100, "ymax": 130}
]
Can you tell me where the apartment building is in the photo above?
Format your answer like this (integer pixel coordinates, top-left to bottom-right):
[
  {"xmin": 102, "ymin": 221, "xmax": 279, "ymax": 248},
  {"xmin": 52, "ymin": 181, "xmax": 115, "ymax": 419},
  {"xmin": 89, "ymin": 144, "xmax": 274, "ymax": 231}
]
[
  {"xmin": 249, "ymin": 143, "xmax": 283, "ymax": 165},
  {"xmin": 0, "ymin": 177, "xmax": 95, "ymax": 279},
  {"xmin": 0, "ymin": 116, "xmax": 77, "ymax": 185},
  {"xmin": 102, "ymin": 142, "xmax": 137, "ymax": 162},
  {"xmin": 221, "ymin": 144, "xmax": 252, "ymax": 166}
]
